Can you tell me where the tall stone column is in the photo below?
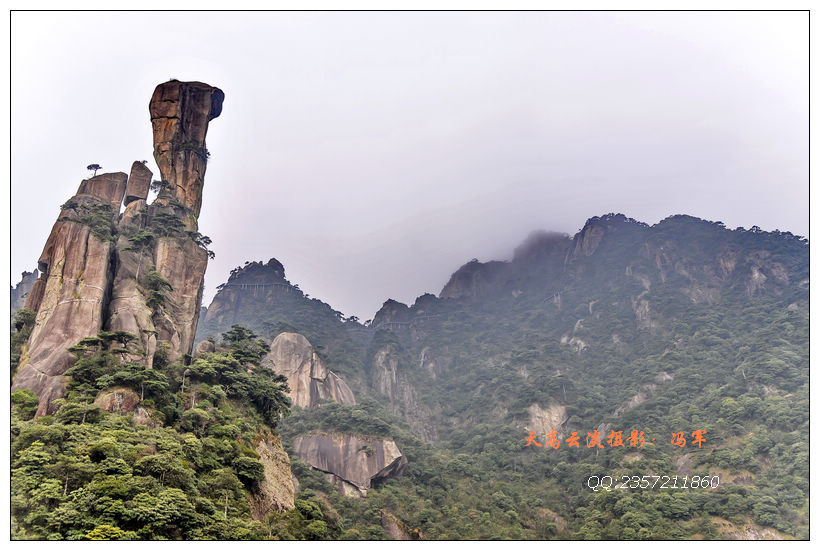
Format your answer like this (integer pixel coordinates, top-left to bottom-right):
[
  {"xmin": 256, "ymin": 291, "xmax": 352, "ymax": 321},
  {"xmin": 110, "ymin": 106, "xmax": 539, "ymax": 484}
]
[
  {"xmin": 150, "ymin": 80, "xmax": 224, "ymax": 227},
  {"xmin": 145, "ymin": 80, "xmax": 224, "ymax": 361}
]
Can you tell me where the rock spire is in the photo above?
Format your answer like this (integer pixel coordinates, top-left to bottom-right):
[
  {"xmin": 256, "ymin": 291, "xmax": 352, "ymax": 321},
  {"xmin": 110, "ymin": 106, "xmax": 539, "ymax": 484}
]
[{"xmin": 12, "ymin": 80, "xmax": 223, "ymax": 415}]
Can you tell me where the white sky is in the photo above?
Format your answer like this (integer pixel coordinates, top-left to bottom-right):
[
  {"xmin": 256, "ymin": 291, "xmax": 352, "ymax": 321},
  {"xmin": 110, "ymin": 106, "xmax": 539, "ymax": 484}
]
[{"xmin": 9, "ymin": 11, "xmax": 808, "ymax": 320}]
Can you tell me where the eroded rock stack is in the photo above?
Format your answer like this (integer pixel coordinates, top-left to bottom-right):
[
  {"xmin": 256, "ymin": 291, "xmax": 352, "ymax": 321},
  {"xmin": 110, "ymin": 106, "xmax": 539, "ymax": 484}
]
[{"xmin": 12, "ymin": 80, "xmax": 223, "ymax": 415}]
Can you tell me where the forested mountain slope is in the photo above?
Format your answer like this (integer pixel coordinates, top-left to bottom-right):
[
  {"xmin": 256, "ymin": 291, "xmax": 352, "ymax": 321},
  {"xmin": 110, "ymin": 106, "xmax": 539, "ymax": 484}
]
[{"xmin": 193, "ymin": 213, "xmax": 808, "ymax": 540}]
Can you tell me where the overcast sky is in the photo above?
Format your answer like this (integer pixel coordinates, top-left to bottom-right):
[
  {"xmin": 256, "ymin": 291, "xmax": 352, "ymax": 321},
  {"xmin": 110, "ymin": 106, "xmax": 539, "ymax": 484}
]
[{"xmin": 10, "ymin": 11, "xmax": 808, "ymax": 320}]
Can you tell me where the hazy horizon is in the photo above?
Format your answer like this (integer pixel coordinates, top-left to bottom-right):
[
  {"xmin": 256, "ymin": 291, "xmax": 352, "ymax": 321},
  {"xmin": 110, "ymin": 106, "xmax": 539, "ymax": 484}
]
[{"xmin": 10, "ymin": 11, "xmax": 808, "ymax": 320}]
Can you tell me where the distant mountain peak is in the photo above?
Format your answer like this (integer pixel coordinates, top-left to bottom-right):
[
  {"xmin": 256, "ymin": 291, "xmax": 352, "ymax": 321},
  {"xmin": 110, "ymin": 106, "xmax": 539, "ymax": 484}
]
[{"xmin": 225, "ymin": 258, "xmax": 287, "ymax": 285}]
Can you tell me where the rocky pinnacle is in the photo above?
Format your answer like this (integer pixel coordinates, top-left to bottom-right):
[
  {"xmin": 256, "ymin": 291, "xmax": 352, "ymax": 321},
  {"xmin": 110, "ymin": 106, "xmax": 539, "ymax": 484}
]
[
  {"xmin": 149, "ymin": 80, "xmax": 224, "ymax": 226},
  {"xmin": 12, "ymin": 81, "xmax": 223, "ymax": 416}
]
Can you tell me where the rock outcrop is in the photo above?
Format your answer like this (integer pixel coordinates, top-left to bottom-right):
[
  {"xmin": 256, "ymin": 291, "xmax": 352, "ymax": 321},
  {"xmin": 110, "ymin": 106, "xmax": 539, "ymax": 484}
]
[
  {"xmin": 11, "ymin": 270, "xmax": 39, "ymax": 314},
  {"xmin": 526, "ymin": 403, "xmax": 568, "ymax": 437},
  {"xmin": 12, "ymin": 175, "xmax": 126, "ymax": 415},
  {"xmin": 262, "ymin": 332, "xmax": 355, "ymax": 408},
  {"xmin": 711, "ymin": 517, "xmax": 787, "ymax": 540},
  {"xmin": 569, "ymin": 218, "xmax": 607, "ymax": 258},
  {"xmin": 369, "ymin": 343, "xmax": 437, "ymax": 442},
  {"xmin": 292, "ymin": 432, "xmax": 406, "ymax": 497},
  {"xmin": 93, "ymin": 387, "xmax": 160, "ymax": 428},
  {"xmin": 371, "ymin": 299, "xmax": 411, "ymax": 327},
  {"xmin": 380, "ymin": 510, "xmax": 417, "ymax": 540},
  {"xmin": 12, "ymin": 80, "xmax": 223, "ymax": 415},
  {"xmin": 150, "ymin": 80, "xmax": 224, "ymax": 224},
  {"xmin": 439, "ymin": 259, "xmax": 508, "ymax": 300},
  {"xmin": 250, "ymin": 433, "xmax": 296, "ymax": 519}
]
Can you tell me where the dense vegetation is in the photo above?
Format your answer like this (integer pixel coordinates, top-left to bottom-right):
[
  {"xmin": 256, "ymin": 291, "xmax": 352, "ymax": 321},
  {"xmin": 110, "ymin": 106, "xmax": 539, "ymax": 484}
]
[
  {"xmin": 199, "ymin": 214, "xmax": 808, "ymax": 540},
  {"xmin": 10, "ymin": 308, "xmax": 36, "ymax": 380},
  {"xmin": 9, "ymin": 326, "xmax": 338, "ymax": 540},
  {"xmin": 59, "ymin": 200, "xmax": 117, "ymax": 242},
  {"xmin": 12, "ymin": 214, "xmax": 809, "ymax": 540}
]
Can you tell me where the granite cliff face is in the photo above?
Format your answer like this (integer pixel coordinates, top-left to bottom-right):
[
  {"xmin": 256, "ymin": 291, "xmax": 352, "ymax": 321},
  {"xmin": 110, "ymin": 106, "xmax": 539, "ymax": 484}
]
[
  {"xmin": 368, "ymin": 342, "xmax": 437, "ymax": 442},
  {"xmin": 262, "ymin": 332, "xmax": 355, "ymax": 408},
  {"xmin": 525, "ymin": 402, "xmax": 568, "ymax": 437},
  {"xmin": 12, "ymin": 174, "xmax": 127, "ymax": 415},
  {"xmin": 292, "ymin": 432, "xmax": 406, "ymax": 497},
  {"xmin": 250, "ymin": 433, "xmax": 296, "ymax": 519},
  {"xmin": 12, "ymin": 80, "xmax": 223, "ymax": 415}
]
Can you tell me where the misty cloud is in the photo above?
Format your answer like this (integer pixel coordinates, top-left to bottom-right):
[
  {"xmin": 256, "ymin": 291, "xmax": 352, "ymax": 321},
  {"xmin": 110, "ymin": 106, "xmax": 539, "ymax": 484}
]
[{"xmin": 10, "ymin": 11, "xmax": 808, "ymax": 319}]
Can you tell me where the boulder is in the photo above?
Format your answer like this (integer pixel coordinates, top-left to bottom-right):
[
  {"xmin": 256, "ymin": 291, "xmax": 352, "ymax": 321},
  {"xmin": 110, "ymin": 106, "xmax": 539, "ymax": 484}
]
[
  {"xmin": 93, "ymin": 387, "xmax": 161, "ymax": 428},
  {"xmin": 125, "ymin": 161, "xmax": 152, "ymax": 205},
  {"xmin": 194, "ymin": 339, "xmax": 216, "ymax": 357},
  {"xmin": 292, "ymin": 432, "xmax": 406, "ymax": 497},
  {"xmin": 94, "ymin": 387, "xmax": 140, "ymax": 414},
  {"xmin": 76, "ymin": 172, "xmax": 128, "ymax": 209}
]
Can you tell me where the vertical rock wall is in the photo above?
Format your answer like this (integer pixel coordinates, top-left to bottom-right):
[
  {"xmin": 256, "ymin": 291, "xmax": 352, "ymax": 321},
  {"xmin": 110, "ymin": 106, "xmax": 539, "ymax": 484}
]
[{"xmin": 12, "ymin": 174, "xmax": 127, "ymax": 415}]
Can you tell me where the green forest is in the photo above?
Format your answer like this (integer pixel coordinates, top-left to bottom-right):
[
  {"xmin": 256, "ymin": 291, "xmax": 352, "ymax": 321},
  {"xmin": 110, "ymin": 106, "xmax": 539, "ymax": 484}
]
[{"xmin": 11, "ymin": 214, "xmax": 809, "ymax": 540}]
